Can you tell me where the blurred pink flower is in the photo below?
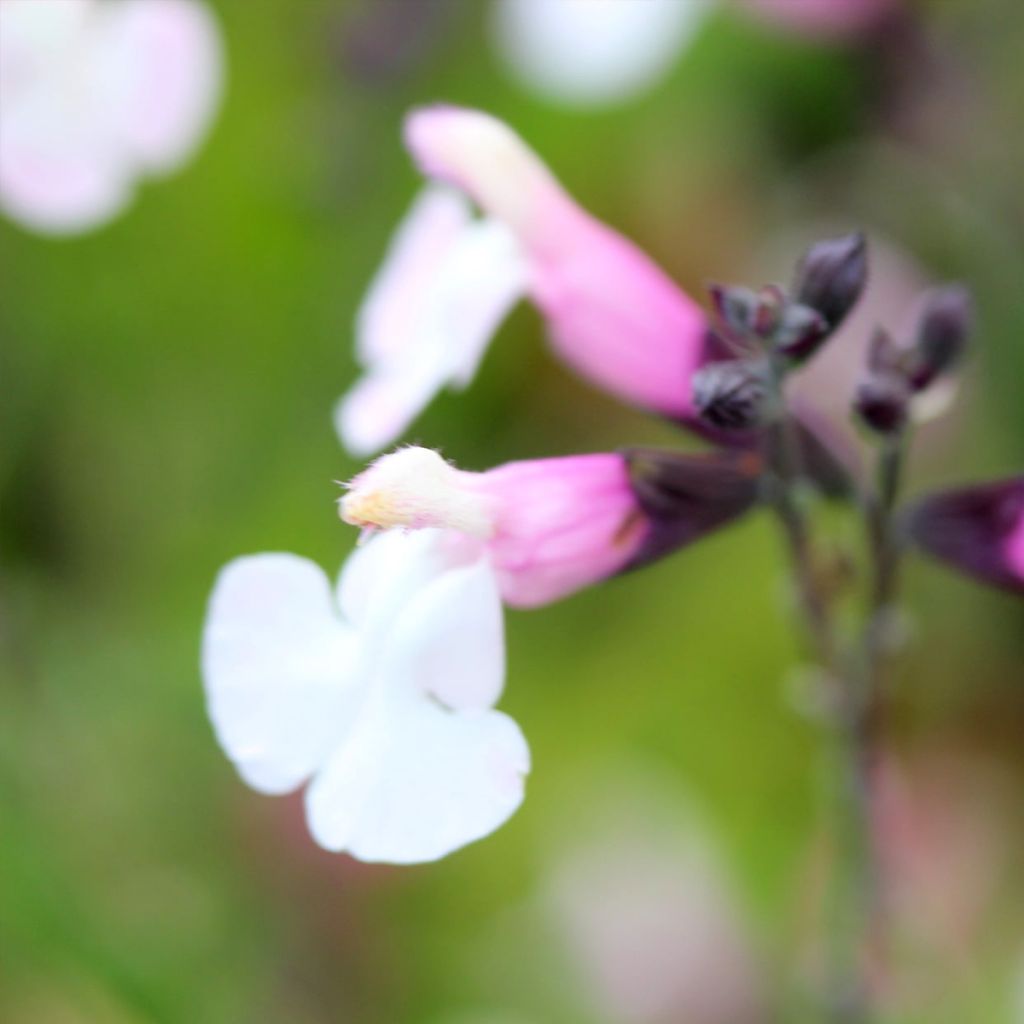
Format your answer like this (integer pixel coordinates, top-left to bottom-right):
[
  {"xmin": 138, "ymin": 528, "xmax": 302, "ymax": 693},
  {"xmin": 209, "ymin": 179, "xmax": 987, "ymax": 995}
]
[
  {"xmin": 545, "ymin": 786, "xmax": 764, "ymax": 1024},
  {"xmin": 0, "ymin": 0, "xmax": 222, "ymax": 235},
  {"xmin": 739, "ymin": 0, "xmax": 894, "ymax": 40},
  {"xmin": 202, "ymin": 528, "xmax": 528, "ymax": 863},
  {"xmin": 339, "ymin": 445, "xmax": 762, "ymax": 607},
  {"xmin": 337, "ymin": 106, "xmax": 711, "ymax": 456}
]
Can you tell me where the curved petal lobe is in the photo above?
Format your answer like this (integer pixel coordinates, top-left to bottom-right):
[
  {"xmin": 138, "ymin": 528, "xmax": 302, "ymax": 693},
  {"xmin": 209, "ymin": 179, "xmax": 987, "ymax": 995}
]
[
  {"xmin": 202, "ymin": 554, "xmax": 362, "ymax": 795},
  {"xmin": 305, "ymin": 686, "xmax": 529, "ymax": 864}
]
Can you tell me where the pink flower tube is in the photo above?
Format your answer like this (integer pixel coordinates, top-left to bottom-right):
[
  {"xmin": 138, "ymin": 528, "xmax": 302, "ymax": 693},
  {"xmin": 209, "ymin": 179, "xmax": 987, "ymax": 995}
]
[
  {"xmin": 909, "ymin": 477, "xmax": 1024, "ymax": 595},
  {"xmin": 339, "ymin": 446, "xmax": 761, "ymax": 607},
  {"xmin": 336, "ymin": 107, "xmax": 711, "ymax": 456}
]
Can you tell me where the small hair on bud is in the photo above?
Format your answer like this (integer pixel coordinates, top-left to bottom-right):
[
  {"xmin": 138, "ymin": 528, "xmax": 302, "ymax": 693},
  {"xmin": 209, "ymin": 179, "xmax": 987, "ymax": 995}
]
[
  {"xmin": 793, "ymin": 231, "xmax": 867, "ymax": 332},
  {"xmin": 907, "ymin": 284, "xmax": 973, "ymax": 391},
  {"xmin": 692, "ymin": 359, "xmax": 769, "ymax": 431}
]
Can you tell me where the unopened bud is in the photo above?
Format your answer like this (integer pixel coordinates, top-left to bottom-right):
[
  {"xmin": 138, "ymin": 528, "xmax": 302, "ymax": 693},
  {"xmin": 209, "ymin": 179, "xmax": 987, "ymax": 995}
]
[
  {"xmin": 793, "ymin": 231, "xmax": 867, "ymax": 331},
  {"xmin": 692, "ymin": 359, "xmax": 769, "ymax": 431},
  {"xmin": 907, "ymin": 284, "xmax": 972, "ymax": 391},
  {"xmin": 854, "ymin": 372, "xmax": 909, "ymax": 435},
  {"xmin": 708, "ymin": 284, "xmax": 759, "ymax": 339},
  {"xmin": 773, "ymin": 301, "xmax": 829, "ymax": 360}
]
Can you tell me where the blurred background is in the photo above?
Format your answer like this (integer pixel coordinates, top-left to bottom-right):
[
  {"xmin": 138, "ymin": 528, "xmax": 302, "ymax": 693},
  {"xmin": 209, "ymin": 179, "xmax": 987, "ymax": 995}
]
[{"xmin": 1, "ymin": 1, "xmax": 1022, "ymax": 1021}]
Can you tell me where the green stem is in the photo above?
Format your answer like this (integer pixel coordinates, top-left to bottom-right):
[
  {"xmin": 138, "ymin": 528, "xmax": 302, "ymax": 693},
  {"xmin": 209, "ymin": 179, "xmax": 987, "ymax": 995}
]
[{"xmin": 761, "ymin": 362, "xmax": 876, "ymax": 1023}]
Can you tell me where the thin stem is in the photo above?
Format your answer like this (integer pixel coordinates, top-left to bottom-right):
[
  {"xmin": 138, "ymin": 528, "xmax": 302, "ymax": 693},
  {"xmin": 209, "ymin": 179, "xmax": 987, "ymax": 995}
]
[
  {"xmin": 761, "ymin": 368, "xmax": 837, "ymax": 672},
  {"xmin": 852, "ymin": 434, "xmax": 908, "ymax": 982},
  {"xmin": 760, "ymin": 362, "xmax": 876, "ymax": 1023}
]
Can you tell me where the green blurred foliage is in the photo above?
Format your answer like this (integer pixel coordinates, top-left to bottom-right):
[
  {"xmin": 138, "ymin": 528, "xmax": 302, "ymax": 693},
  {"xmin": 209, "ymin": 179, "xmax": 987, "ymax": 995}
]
[{"xmin": 1, "ymin": 1, "xmax": 1022, "ymax": 1022}]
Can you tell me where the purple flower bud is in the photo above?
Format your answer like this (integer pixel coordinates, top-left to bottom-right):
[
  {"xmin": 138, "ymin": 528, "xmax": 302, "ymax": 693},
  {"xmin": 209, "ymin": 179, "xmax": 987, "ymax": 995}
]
[
  {"xmin": 773, "ymin": 301, "xmax": 829, "ymax": 359},
  {"xmin": 692, "ymin": 359, "xmax": 769, "ymax": 431},
  {"xmin": 793, "ymin": 231, "xmax": 867, "ymax": 331},
  {"xmin": 909, "ymin": 477, "xmax": 1024, "ymax": 594},
  {"xmin": 708, "ymin": 284, "xmax": 760, "ymax": 339},
  {"xmin": 907, "ymin": 285, "xmax": 973, "ymax": 391},
  {"xmin": 854, "ymin": 372, "xmax": 910, "ymax": 435},
  {"xmin": 624, "ymin": 448, "xmax": 763, "ymax": 571}
]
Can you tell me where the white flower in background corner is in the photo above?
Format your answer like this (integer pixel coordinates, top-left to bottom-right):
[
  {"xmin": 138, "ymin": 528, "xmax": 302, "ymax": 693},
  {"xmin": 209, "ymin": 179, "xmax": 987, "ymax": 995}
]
[
  {"xmin": 202, "ymin": 528, "xmax": 529, "ymax": 863},
  {"xmin": 493, "ymin": 0, "xmax": 711, "ymax": 108},
  {"xmin": 492, "ymin": 0, "xmax": 898, "ymax": 108},
  {"xmin": 0, "ymin": 0, "xmax": 223, "ymax": 235}
]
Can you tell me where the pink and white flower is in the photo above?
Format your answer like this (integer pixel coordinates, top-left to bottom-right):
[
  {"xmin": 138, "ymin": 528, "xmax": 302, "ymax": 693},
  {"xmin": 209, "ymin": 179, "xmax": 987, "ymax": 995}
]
[
  {"xmin": 202, "ymin": 528, "xmax": 529, "ymax": 863},
  {"xmin": 0, "ymin": 0, "xmax": 222, "ymax": 235},
  {"xmin": 339, "ymin": 445, "xmax": 762, "ymax": 608},
  {"xmin": 336, "ymin": 106, "xmax": 711, "ymax": 456}
]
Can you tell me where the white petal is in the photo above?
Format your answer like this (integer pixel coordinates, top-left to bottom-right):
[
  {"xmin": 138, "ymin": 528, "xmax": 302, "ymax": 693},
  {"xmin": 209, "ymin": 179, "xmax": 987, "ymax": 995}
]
[
  {"xmin": 334, "ymin": 362, "xmax": 450, "ymax": 460},
  {"xmin": 335, "ymin": 528, "xmax": 482, "ymax": 632},
  {"xmin": 0, "ymin": 104, "xmax": 132, "ymax": 234},
  {"xmin": 305, "ymin": 685, "xmax": 529, "ymax": 864},
  {"xmin": 337, "ymin": 186, "xmax": 528, "ymax": 456},
  {"xmin": 389, "ymin": 558, "xmax": 505, "ymax": 711},
  {"xmin": 494, "ymin": 0, "xmax": 709, "ymax": 107},
  {"xmin": 357, "ymin": 186, "xmax": 475, "ymax": 367},
  {"xmin": 202, "ymin": 554, "xmax": 363, "ymax": 795},
  {"xmin": 93, "ymin": 0, "xmax": 223, "ymax": 174},
  {"xmin": 0, "ymin": 1, "xmax": 131, "ymax": 236}
]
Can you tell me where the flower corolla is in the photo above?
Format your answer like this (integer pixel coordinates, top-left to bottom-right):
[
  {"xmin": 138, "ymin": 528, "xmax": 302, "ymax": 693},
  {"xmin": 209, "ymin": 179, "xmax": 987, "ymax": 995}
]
[{"xmin": 202, "ymin": 529, "xmax": 528, "ymax": 863}]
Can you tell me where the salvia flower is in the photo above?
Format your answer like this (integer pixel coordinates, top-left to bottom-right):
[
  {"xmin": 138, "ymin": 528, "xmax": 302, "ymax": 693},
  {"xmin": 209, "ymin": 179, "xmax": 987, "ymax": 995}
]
[
  {"xmin": 908, "ymin": 477, "xmax": 1024, "ymax": 594},
  {"xmin": 0, "ymin": 0, "xmax": 222, "ymax": 235},
  {"xmin": 336, "ymin": 106, "xmax": 712, "ymax": 456},
  {"xmin": 340, "ymin": 446, "xmax": 762, "ymax": 608},
  {"xmin": 202, "ymin": 528, "xmax": 529, "ymax": 863}
]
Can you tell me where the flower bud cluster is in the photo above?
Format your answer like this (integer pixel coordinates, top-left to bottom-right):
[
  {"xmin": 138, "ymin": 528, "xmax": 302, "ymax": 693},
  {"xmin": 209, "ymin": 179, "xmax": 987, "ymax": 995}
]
[
  {"xmin": 695, "ymin": 232, "xmax": 868, "ymax": 434},
  {"xmin": 854, "ymin": 285, "xmax": 973, "ymax": 436}
]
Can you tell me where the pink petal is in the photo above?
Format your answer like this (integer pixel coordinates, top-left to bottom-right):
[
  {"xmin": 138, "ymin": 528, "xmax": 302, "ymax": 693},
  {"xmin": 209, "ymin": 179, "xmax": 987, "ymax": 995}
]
[
  {"xmin": 405, "ymin": 106, "xmax": 709, "ymax": 418},
  {"xmin": 481, "ymin": 453, "xmax": 646, "ymax": 607}
]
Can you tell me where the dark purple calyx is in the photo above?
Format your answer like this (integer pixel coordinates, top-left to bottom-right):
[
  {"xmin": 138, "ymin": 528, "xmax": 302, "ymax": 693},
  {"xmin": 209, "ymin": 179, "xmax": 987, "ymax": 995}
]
[{"xmin": 622, "ymin": 448, "xmax": 764, "ymax": 572}]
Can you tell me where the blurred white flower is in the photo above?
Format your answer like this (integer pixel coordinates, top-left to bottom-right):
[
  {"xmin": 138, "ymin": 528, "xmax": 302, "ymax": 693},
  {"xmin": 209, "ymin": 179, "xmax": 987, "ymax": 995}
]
[
  {"xmin": 202, "ymin": 528, "xmax": 529, "ymax": 864},
  {"xmin": 493, "ymin": 0, "xmax": 710, "ymax": 108},
  {"xmin": 493, "ymin": 0, "xmax": 896, "ymax": 108},
  {"xmin": 0, "ymin": 0, "xmax": 222, "ymax": 235}
]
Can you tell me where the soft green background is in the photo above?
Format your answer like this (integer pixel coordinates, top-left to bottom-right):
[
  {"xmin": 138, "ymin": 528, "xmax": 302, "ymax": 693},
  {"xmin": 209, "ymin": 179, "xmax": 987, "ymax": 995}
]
[{"xmin": 1, "ymin": 1, "xmax": 1022, "ymax": 1021}]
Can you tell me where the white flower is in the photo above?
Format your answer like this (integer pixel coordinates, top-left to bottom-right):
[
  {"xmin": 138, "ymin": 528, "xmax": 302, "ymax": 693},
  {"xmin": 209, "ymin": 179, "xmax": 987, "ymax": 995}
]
[
  {"xmin": 493, "ymin": 0, "xmax": 711, "ymax": 108},
  {"xmin": 202, "ymin": 528, "xmax": 529, "ymax": 863},
  {"xmin": 0, "ymin": 0, "xmax": 223, "ymax": 235}
]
